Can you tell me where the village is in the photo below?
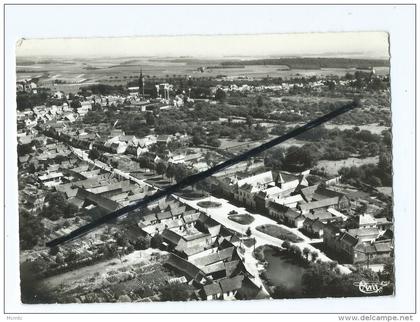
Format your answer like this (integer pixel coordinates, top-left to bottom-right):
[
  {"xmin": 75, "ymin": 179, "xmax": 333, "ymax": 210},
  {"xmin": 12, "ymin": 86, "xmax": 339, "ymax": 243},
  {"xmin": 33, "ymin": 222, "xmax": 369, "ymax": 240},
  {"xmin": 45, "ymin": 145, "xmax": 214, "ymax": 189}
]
[{"xmin": 17, "ymin": 59, "xmax": 394, "ymax": 303}]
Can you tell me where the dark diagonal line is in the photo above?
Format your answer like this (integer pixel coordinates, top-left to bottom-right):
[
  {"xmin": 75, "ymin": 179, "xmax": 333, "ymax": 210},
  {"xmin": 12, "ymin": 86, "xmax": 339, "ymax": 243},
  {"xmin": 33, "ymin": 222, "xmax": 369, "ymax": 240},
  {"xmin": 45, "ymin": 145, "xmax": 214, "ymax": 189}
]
[{"xmin": 46, "ymin": 101, "xmax": 359, "ymax": 247}]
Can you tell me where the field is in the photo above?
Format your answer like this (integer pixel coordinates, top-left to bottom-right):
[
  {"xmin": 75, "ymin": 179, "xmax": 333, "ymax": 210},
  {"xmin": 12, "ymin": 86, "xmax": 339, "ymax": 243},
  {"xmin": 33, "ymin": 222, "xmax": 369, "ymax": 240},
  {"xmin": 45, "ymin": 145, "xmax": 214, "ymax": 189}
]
[
  {"xmin": 323, "ymin": 123, "xmax": 389, "ymax": 135},
  {"xmin": 316, "ymin": 156, "xmax": 379, "ymax": 176},
  {"xmin": 38, "ymin": 250, "xmax": 173, "ymax": 303},
  {"xmin": 17, "ymin": 57, "xmax": 390, "ymax": 92},
  {"xmin": 219, "ymin": 136, "xmax": 307, "ymax": 153}
]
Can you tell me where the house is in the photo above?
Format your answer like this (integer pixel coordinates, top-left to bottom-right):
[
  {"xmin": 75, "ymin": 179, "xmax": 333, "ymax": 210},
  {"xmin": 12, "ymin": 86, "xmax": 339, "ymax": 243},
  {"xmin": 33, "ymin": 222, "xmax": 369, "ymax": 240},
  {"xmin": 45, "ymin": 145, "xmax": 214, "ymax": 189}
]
[
  {"xmin": 276, "ymin": 171, "xmax": 302, "ymax": 191},
  {"xmin": 235, "ymin": 183, "xmax": 260, "ymax": 208},
  {"xmin": 165, "ymin": 253, "xmax": 208, "ymax": 285},
  {"xmin": 156, "ymin": 135, "xmax": 174, "ymax": 145},
  {"xmin": 236, "ymin": 276, "xmax": 269, "ymax": 300},
  {"xmin": 353, "ymin": 240, "xmax": 393, "ymax": 264},
  {"xmin": 219, "ymin": 275, "xmax": 245, "ymax": 300},
  {"xmin": 348, "ymin": 227, "xmax": 380, "ymax": 242},
  {"xmin": 358, "ymin": 214, "xmax": 378, "ymax": 228},
  {"xmin": 161, "ymin": 229, "xmax": 212, "ymax": 252},
  {"xmin": 267, "ymin": 202, "xmax": 289, "ymax": 221},
  {"xmin": 297, "ymin": 197, "xmax": 339, "ymax": 214},
  {"xmin": 254, "ymin": 186, "xmax": 286, "ymax": 213},
  {"xmin": 196, "ymin": 213, "xmax": 222, "ymax": 240},
  {"xmin": 38, "ymin": 171, "xmax": 64, "ymax": 187},
  {"xmin": 323, "ymin": 224, "xmax": 392, "ymax": 264},
  {"xmin": 202, "ymin": 283, "xmax": 223, "ymax": 300},
  {"xmin": 375, "ymin": 217, "xmax": 393, "ymax": 230},
  {"xmin": 267, "ymin": 202, "xmax": 304, "ymax": 227}
]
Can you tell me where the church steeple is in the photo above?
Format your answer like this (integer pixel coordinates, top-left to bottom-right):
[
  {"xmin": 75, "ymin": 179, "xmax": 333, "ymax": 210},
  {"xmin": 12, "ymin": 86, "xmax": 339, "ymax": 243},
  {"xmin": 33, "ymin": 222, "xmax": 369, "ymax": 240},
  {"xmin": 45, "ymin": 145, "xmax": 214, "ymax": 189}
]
[{"xmin": 139, "ymin": 68, "xmax": 145, "ymax": 99}]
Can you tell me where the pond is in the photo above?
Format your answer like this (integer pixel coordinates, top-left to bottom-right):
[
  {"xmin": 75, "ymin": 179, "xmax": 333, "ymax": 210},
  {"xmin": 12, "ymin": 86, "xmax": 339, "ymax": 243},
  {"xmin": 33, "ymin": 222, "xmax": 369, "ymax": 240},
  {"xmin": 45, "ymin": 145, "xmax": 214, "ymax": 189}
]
[{"xmin": 263, "ymin": 247, "xmax": 306, "ymax": 291}]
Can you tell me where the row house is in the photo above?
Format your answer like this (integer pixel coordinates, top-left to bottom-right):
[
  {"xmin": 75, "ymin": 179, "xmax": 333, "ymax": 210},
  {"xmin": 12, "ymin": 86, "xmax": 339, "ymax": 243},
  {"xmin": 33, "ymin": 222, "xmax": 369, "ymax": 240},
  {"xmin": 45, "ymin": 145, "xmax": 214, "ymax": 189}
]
[{"xmin": 323, "ymin": 224, "xmax": 393, "ymax": 264}]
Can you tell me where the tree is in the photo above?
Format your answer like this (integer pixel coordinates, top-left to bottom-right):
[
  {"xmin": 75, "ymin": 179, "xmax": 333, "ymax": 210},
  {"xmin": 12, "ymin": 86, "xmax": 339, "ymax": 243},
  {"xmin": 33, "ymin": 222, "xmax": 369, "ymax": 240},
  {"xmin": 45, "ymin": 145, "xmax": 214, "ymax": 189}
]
[
  {"xmin": 378, "ymin": 152, "xmax": 392, "ymax": 186},
  {"xmin": 160, "ymin": 283, "xmax": 193, "ymax": 301},
  {"xmin": 88, "ymin": 148, "xmax": 100, "ymax": 160},
  {"xmin": 166, "ymin": 164, "xmax": 176, "ymax": 182},
  {"xmin": 281, "ymin": 241, "xmax": 291, "ymax": 249},
  {"xmin": 192, "ymin": 133, "xmax": 206, "ymax": 146},
  {"xmin": 151, "ymin": 234, "xmax": 163, "ymax": 249},
  {"xmin": 246, "ymin": 115, "xmax": 254, "ymax": 127},
  {"xmin": 70, "ymin": 99, "xmax": 82, "ymax": 111},
  {"xmin": 174, "ymin": 165, "xmax": 189, "ymax": 183},
  {"xmin": 272, "ymin": 284, "xmax": 302, "ymax": 299},
  {"xmin": 303, "ymin": 247, "xmax": 310, "ymax": 260},
  {"xmin": 311, "ymin": 251, "xmax": 319, "ymax": 262},
  {"xmin": 290, "ymin": 245, "xmax": 302, "ymax": 258},
  {"xmin": 284, "ymin": 145, "xmax": 319, "ymax": 171},
  {"xmin": 214, "ymin": 88, "xmax": 226, "ymax": 102},
  {"xmin": 126, "ymin": 245, "xmax": 135, "ymax": 254},
  {"xmin": 256, "ymin": 95, "xmax": 264, "ymax": 107},
  {"xmin": 110, "ymin": 159, "xmax": 119, "ymax": 169},
  {"xmin": 134, "ymin": 236, "xmax": 151, "ymax": 250},
  {"xmin": 138, "ymin": 157, "xmax": 149, "ymax": 169},
  {"xmin": 145, "ymin": 112, "xmax": 155, "ymax": 126},
  {"xmin": 207, "ymin": 136, "xmax": 221, "ymax": 147},
  {"xmin": 156, "ymin": 162, "xmax": 167, "ymax": 178},
  {"xmin": 65, "ymin": 250, "xmax": 78, "ymax": 263},
  {"xmin": 49, "ymin": 245, "xmax": 60, "ymax": 256},
  {"xmin": 19, "ymin": 210, "xmax": 45, "ymax": 250},
  {"xmin": 39, "ymin": 192, "xmax": 78, "ymax": 221},
  {"xmin": 246, "ymin": 227, "xmax": 252, "ymax": 237}
]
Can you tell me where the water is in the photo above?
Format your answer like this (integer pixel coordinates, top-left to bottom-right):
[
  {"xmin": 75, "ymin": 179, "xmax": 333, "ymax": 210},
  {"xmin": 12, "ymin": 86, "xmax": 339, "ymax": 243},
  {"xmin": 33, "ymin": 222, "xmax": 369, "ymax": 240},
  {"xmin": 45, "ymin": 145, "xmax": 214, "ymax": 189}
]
[{"xmin": 263, "ymin": 248, "xmax": 306, "ymax": 290}]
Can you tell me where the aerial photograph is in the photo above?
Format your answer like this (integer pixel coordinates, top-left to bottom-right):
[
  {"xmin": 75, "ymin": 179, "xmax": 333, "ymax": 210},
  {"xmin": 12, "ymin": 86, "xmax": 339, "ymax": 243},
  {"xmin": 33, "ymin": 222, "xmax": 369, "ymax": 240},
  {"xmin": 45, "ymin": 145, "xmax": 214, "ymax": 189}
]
[{"xmin": 16, "ymin": 33, "xmax": 394, "ymax": 303}]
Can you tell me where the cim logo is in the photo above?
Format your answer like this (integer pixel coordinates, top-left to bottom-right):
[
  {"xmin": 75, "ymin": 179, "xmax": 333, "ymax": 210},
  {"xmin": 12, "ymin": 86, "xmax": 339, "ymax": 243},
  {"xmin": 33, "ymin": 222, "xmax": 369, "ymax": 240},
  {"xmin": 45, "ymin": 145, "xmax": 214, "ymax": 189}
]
[{"xmin": 353, "ymin": 280, "xmax": 390, "ymax": 294}]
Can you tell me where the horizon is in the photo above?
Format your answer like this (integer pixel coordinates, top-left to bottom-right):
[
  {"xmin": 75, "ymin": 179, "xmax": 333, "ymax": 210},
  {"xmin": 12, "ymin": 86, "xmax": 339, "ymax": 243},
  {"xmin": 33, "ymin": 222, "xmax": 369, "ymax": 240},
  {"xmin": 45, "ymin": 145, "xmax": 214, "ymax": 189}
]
[{"xmin": 16, "ymin": 32, "xmax": 389, "ymax": 60}]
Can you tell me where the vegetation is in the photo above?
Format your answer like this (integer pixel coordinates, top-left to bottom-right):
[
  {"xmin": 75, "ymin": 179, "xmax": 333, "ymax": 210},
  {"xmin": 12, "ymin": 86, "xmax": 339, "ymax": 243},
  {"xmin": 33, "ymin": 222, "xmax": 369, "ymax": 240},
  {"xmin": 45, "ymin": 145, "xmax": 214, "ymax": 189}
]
[
  {"xmin": 256, "ymin": 224, "xmax": 303, "ymax": 243},
  {"xmin": 78, "ymin": 84, "xmax": 128, "ymax": 96},
  {"xmin": 220, "ymin": 57, "xmax": 389, "ymax": 69},
  {"xmin": 196, "ymin": 201, "xmax": 222, "ymax": 208},
  {"xmin": 19, "ymin": 210, "xmax": 45, "ymax": 250},
  {"xmin": 39, "ymin": 192, "xmax": 80, "ymax": 221},
  {"xmin": 300, "ymin": 261, "xmax": 393, "ymax": 298},
  {"xmin": 339, "ymin": 152, "xmax": 392, "ymax": 187},
  {"xmin": 16, "ymin": 90, "xmax": 50, "ymax": 111},
  {"xmin": 228, "ymin": 214, "xmax": 255, "ymax": 225},
  {"xmin": 159, "ymin": 283, "xmax": 194, "ymax": 301}
]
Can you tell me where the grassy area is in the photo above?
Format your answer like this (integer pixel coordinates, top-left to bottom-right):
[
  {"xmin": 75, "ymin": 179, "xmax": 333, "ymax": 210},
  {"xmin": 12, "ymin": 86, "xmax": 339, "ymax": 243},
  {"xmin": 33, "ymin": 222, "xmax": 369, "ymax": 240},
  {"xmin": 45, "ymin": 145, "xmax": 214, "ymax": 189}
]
[
  {"xmin": 178, "ymin": 191, "xmax": 207, "ymax": 200},
  {"xmin": 256, "ymin": 224, "xmax": 303, "ymax": 243},
  {"xmin": 197, "ymin": 201, "xmax": 222, "ymax": 208},
  {"xmin": 228, "ymin": 214, "xmax": 255, "ymax": 225},
  {"xmin": 316, "ymin": 156, "xmax": 379, "ymax": 176},
  {"xmin": 242, "ymin": 237, "xmax": 256, "ymax": 248}
]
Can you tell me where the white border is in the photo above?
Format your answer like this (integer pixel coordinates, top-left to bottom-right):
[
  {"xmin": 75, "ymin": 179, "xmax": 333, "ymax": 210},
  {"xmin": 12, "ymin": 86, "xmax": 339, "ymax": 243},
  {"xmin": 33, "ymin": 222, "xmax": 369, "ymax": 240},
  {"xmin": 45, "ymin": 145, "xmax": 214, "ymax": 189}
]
[{"xmin": 3, "ymin": 3, "xmax": 416, "ymax": 314}]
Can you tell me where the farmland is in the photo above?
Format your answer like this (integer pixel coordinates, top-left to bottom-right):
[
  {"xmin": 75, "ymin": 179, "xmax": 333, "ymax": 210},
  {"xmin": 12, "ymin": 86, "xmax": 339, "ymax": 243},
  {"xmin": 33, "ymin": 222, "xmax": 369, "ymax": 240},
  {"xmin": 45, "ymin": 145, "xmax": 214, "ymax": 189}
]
[{"xmin": 17, "ymin": 57, "xmax": 390, "ymax": 92}]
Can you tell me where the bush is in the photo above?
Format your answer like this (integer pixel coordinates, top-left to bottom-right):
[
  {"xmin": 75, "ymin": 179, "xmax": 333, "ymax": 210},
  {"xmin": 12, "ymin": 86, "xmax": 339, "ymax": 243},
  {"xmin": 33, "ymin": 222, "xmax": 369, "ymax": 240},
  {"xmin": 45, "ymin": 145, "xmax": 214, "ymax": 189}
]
[
  {"xmin": 159, "ymin": 283, "xmax": 193, "ymax": 301},
  {"xmin": 151, "ymin": 234, "xmax": 163, "ymax": 249},
  {"xmin": 134, "ymin": 236, "xmax": 151, "ymax": 250}
]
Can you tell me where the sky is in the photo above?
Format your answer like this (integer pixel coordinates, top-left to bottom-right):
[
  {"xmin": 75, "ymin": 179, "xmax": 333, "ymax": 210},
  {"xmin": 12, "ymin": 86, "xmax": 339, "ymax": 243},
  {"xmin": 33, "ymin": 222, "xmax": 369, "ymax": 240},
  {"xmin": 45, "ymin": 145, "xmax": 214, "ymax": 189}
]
[{"xmin": 16, "ymin": 32, "xmax": 389, "ymax": 59}]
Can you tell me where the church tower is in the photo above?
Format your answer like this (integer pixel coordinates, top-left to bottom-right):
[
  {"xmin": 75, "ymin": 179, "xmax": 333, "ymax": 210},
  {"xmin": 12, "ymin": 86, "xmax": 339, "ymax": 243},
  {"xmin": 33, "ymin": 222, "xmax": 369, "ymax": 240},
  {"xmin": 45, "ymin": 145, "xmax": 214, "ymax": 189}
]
[{"xmin": 139, "ymin": 68, "xmax": 145, "ymax": 99}]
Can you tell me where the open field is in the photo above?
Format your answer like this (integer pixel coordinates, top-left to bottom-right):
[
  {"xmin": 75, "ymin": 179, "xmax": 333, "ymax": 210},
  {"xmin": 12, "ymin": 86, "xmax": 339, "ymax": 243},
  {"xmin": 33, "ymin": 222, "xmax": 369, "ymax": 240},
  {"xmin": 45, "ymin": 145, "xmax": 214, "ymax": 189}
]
[
  {"xmin": 323, "ymin": 123, "xmax": 389, "ymax": 135},
  {"xmin": 219, "ymin": 136, "xmax": 307, "ymax": 152},
  {"xmin": 316, "ymin": 156, "xmax": 379, "ymax": 176},
  {"xmin": 17, "ymin": 57, "xmax": 390, "ymax": 93}
]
